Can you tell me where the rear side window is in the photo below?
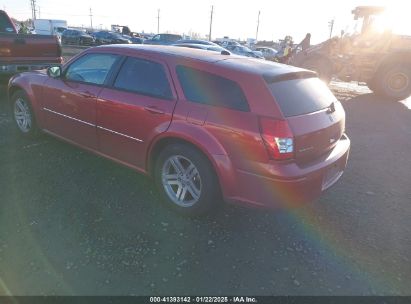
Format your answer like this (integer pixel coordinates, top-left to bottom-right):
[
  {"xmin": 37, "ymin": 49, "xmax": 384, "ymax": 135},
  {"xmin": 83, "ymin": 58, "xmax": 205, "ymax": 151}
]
[
  {"xmin": 267, "ymin": 77, "xmax": 337, "ymax": 117},
  {"xmin": 176, "ymin": 66, "xmax": 249, "ymax": 112},
  {"xmin": 114, "ymin": 57, "xmax": 173, "ymax": 100}
]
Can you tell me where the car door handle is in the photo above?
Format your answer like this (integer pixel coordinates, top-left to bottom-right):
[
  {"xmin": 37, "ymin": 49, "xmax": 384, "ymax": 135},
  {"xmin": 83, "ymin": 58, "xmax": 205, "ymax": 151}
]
[{"xmin": 144, "ymin": 106, "xmax": 165, "ymax": 115}]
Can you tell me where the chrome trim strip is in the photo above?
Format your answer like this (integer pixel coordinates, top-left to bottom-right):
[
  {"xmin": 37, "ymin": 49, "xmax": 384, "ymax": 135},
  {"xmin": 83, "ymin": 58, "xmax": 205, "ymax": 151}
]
[
  {"xmin": 97, "ymin": 126, "xmax": 144, "ymax": 143},
  {"xmin": 43, "ymin": 107, "xmax": 144, "ymax": 143},
  {"xmin": 43, "ymin": 108, "xmax": 95, "ymax": 127}
]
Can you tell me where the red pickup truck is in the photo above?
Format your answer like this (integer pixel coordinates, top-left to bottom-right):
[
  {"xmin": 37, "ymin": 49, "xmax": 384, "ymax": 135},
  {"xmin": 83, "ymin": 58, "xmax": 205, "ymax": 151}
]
[{"xmin": 0, "ymin": 10, "xmax": 62, "ymax": 79}]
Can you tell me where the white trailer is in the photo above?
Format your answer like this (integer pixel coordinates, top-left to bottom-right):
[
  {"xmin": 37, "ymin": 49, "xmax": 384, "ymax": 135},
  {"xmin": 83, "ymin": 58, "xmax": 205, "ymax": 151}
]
[{"xmin": 33, "ymin": 19, "xmax": 67, "ymax": 39}]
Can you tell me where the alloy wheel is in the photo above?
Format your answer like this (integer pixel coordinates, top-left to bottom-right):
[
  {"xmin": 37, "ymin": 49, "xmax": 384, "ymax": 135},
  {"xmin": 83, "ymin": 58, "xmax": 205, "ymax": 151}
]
[
  {"xmin": 14, "ymin": 97, "xmax": 32, "ymax": 133},
  {"xmin": 161, "ymin": 155, "xmax": 202, "ymax": 207}
]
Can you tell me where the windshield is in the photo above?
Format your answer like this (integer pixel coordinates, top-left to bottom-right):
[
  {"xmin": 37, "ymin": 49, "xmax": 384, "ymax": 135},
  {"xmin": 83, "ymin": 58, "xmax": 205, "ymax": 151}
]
[
  {"xmin": 56, "ymin": 27, "xmax": 66, "ymax": 33},
  {"xmin": 110, "ymin": 32, "xmax": 123, "ymax": 38},
  {"xmin": 239, "ymin": 46, "xmax": 252, "ymax": 52}
]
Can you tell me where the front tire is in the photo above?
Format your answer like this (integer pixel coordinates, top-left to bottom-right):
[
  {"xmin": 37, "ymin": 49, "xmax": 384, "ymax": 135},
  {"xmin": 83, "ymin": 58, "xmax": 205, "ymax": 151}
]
[
  {"xmin": 154, "ymin": 144, "xmax": 220, "ymax": 216},
  {"xmin": 373, "ymin": 64, "xmax": 411, "ymax": 100},
  {"xmin": 11, "ymin": 91, "xmax": 38, "ymax": 137}
]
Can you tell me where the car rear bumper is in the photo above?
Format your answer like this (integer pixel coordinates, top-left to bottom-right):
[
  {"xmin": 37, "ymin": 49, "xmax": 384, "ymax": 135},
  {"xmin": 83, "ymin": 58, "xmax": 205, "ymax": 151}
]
[{"xmin": 225, "ymin": 134, "xmax": 350, "ymax": 209}]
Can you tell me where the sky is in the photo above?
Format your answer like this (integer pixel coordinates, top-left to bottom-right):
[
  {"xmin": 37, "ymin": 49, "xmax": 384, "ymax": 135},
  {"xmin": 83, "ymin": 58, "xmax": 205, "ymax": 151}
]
[{"xmin": 2, "ymin": 0, "xmax": 410, "ymax": 44}]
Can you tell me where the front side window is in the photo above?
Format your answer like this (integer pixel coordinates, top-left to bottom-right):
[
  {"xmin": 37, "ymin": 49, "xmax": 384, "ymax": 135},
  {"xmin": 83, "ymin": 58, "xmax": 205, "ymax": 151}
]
[
  {"xmin": 65, "ymin": 53, "xmax": 120, "ymax": 85},
  {"xmin": 114, "ymin": 57, "xmax": 173, "ymax": 100},
  {"xmin": 176, "ymin": 66, "xmax": 249, "ymax": 112}
]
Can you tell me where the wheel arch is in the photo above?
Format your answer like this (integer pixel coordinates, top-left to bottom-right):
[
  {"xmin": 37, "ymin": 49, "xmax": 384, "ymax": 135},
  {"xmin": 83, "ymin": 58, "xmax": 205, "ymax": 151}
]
[
  {"xmin": 146, "ymin": 129, "xmax": 237, "ymax": 199},
  {"xmin": 8, "ymin": 84, "xmax": 25, "ymax": 104},
  {"xmin": 8, "ymin": 83, "xmax": 45, "ymax": 128}
]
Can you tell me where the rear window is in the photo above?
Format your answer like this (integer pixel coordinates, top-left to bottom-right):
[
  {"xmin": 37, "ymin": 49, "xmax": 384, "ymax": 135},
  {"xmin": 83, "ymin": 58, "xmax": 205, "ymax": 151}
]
[
  {"xmin": 0, "ymin": 11, "xmax": 15, "ymax": 33},
  {"xmin": 267, "ymin": 77, "xmax": 337, "ymax": 117},
  {"xmin": 176, "ymin": 66, "xmax": 249, "ymax": 112}
]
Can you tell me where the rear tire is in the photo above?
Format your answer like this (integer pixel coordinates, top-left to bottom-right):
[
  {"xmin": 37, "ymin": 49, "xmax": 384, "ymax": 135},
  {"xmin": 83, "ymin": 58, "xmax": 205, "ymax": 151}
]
[
  {"xmin": 373, "ymin": 64, "xmax": 411, "ymax": 100},
  {"xmin": 154, "ymin": 143, "xmax": 220, "ymax": 217},
  {"xmin": 11, "ymin": 90, "xmax": 39, "ymax": 138}
]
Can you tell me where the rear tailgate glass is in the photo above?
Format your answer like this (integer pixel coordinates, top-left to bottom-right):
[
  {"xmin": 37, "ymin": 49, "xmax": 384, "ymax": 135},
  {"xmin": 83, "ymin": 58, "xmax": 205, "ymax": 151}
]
[{"xmin": 267, "ymin": 77, "xmax": 337, "ymax": 117}]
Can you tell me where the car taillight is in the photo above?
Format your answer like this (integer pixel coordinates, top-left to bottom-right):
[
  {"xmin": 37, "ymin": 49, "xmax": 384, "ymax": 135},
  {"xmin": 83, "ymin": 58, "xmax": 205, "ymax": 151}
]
[{"xmin": 259, "ymin": 117, "xmax": 294, "ymax": 160}]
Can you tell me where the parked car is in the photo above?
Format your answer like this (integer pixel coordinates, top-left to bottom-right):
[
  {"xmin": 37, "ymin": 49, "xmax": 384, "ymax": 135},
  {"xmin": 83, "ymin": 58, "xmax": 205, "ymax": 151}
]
[
  {"xmin": 144, "ymin": 33, "xmax": 182, "ymax": 45},
  {"xmin": 61, "ymin": 29, "xmax": 95, "ymax": 46},
  {"xmin": 173, "ymin": 43, "xmax": 231, "ymax": 54},
  {"xmin": 8, "ymin": 45, "xmax": 350, "ymax": 216},
  {"xmin": 123, "ymin": 34, "xmax": 145, "ymax": 44},
  {"xmin": 255, "ymin": 47, "xmax": 278, "ymax": 61},
  {"xmin": 215, "ymin": 40, "xmax": 241, "ymax": 48},
  {"xmin": 226, "ymin": 45, "xmax": 264, "ymax": 59},
  {"xmin": 0, "ymin": 10, "xmax": 62, "ymax": 80},
  {"xmin": 175, "ymin": 39, "xmax": 219, "ymax": 46},
  {"xmin": 93, "ymin": 31, "xmax": 131, "ymax": 45}
]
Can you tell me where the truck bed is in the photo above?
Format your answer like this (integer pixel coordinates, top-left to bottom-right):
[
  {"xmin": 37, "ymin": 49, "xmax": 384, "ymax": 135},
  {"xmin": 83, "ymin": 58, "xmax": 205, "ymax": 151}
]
[{"xmin": 0, "ymin": 33, "xmax": 62, "ymax": 76}]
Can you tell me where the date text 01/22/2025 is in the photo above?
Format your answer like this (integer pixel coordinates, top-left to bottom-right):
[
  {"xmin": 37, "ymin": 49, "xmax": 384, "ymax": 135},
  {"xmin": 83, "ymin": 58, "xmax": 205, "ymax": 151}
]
[{"xmin": 149, "ymin": 296, "xmax": 257, "ymax": 303}]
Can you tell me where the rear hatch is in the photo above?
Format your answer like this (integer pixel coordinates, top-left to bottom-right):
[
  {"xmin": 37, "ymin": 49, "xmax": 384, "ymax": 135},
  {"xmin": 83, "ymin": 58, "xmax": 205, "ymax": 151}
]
[{"xmin": 266, "ymin": 72, "xmax": 345, "ymax": 165}]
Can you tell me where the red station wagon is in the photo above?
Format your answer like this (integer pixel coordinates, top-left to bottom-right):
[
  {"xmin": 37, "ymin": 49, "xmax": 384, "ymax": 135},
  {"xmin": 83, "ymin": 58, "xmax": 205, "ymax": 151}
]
[{"xmin": 8, "ymin": 45, "xmax": 350, "ymax": 216}]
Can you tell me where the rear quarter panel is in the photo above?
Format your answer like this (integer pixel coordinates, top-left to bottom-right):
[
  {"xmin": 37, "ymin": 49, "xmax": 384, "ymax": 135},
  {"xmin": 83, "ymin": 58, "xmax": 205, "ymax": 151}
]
[{"xmin": 157, "ymin": 57, "xmax": 285, "ymax": 197}]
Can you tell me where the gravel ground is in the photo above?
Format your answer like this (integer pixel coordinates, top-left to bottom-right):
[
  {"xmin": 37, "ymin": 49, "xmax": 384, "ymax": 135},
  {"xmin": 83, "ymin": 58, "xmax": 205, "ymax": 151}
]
[{"xmin": 0, "ymin": 75, "xmax": 410, "ymax": 296}]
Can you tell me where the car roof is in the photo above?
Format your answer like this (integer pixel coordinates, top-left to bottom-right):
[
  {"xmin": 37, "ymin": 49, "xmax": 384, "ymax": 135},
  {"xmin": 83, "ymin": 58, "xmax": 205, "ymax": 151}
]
[
  {"xmin": 177, "ymin": 39, "xmax": 215, "ymax": 45},
  {"xmin": 257, "ymin": 47, "xmax": 276, "ymax": 50},
  {"xmin": 93, "ymin": 44, "xmax": 230, "ymax": 62},
  {"xmin": 173, "ymin": 43, "xmax": 210, "ymax": 49},
  {"xmin": 90, "ymin": 44, "xmax": 308, "ymax": 77}
]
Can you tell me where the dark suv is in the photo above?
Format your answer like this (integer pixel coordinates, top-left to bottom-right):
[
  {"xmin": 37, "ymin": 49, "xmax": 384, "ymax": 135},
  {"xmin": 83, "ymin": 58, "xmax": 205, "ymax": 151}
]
[
  {"xmin": 61, "ymin": 29, "xmax": 95, "ymax": 46},
  {"xmin": 93, "ymin": 31, "xmax": 132, "ymax": 45},
  {"xmin": 8, "ymin": 45, "xmax": 350, "ymax": 216}
]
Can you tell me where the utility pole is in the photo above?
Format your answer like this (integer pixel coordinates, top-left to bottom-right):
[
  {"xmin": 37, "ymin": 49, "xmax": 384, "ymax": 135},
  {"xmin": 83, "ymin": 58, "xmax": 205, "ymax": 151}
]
[
  {"xmin": 208, "ymin": 5, "xmax": 214, "ymax": 41},
  {"xmin": 37, "ymin": 6, "xmax": 40, "ymax": 19},
  {"xmin": 256, "ymin": 10, "xmax": 260, "ymax": 41},
  {"xmin": 328, "ymin": 19, "xmax": 334, "ymax": 39},
  {"xmin": 157, "ymin": 9, "xmax": 160, "ymax": 34},
  {"xmin": 89, "ymin": 8, "xmax": 93, "ymax": 30},
  {"xmin": 30, "ymin": 0, "xmax": 37, "ymax": 20}
]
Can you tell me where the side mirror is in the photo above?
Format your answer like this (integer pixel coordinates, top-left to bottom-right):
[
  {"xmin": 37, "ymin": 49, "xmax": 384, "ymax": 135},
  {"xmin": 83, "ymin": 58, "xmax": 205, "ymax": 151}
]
[{"xmin": 47, "ymin": 66, "xmax": 62, "ymax": 78}]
